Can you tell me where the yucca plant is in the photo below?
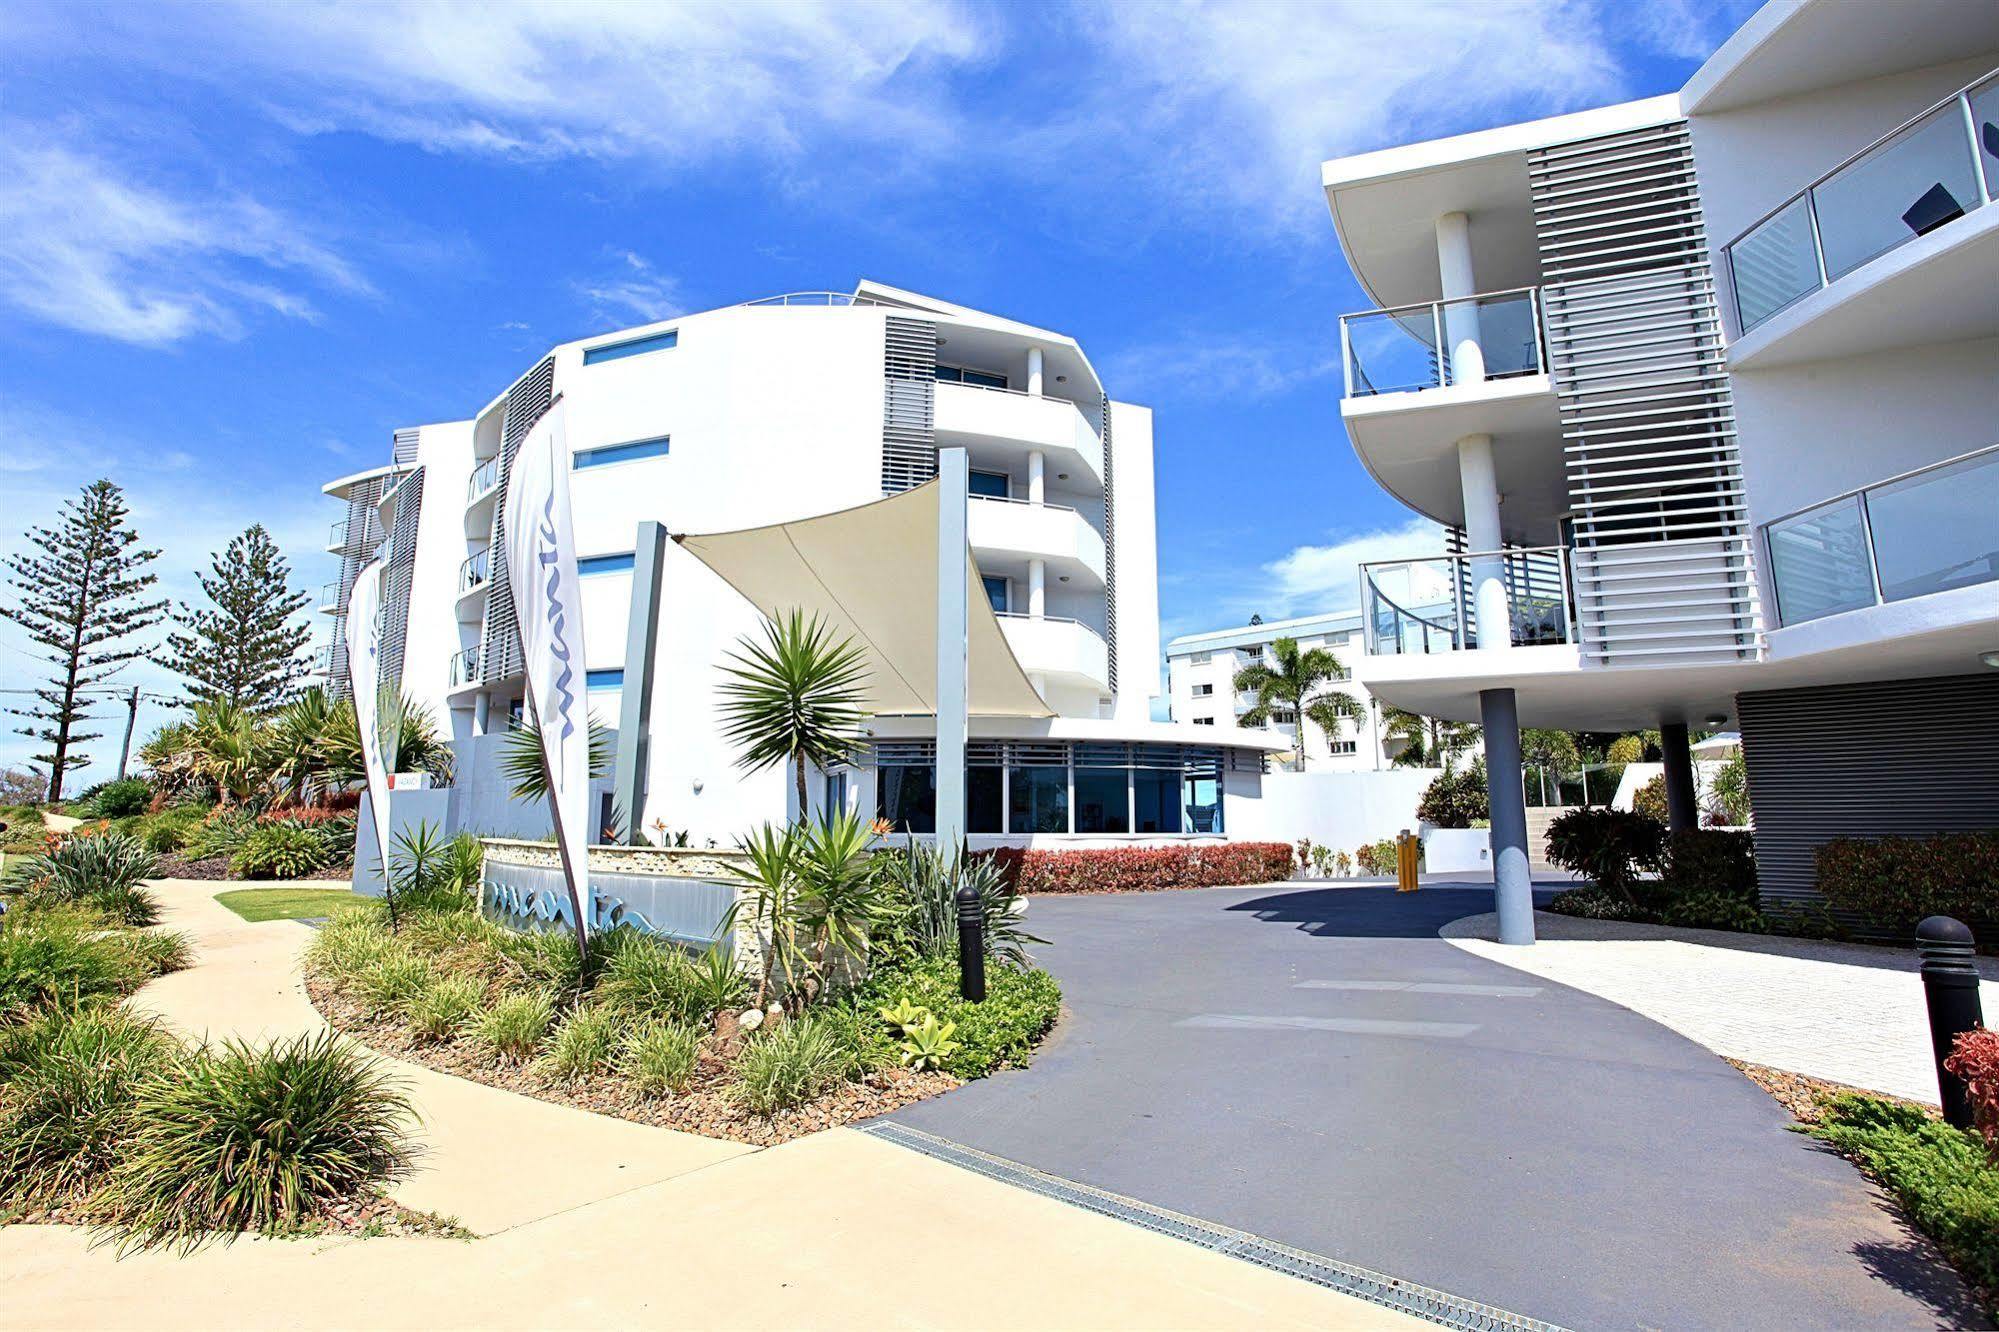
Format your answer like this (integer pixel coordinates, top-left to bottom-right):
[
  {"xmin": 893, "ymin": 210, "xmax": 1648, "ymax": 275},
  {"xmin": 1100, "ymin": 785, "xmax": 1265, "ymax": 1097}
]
[
  {"xmin": 475, "ymin": 989, "xmax": 555, "ymax": 1064},
  {"xmin": 405, "ymin": 975, "xmax": 483, "ymax": 1044},
  {"xmin": 689, "ymin": 944, "xmax": 749, "ymax": 1018},
  {"xmin": 319, "ymin": 691, "xmax": 455, "ymax": 788},
  {"xmin": 540, "ymin": 1004, "xmax": 619, "ymax": 1082},
  {"xmin": 1, "ymin": 1005, "xmax": 180, "ymax": 1204},
  {"xmin": 793, "ymin": 810, "xmax": 886, "ymax": 984},
  {"xmin": 722, "ymin": 823, "xmax": 807, "ymax": 1007},
  {"xmin": 101, "ymin": 1032, "xmax": 416, "ymax": 1253},
  {"xmin": 730, "ymin": 1016, "xmax": 848, "ymax": 1116},
  {"xmin": 620, "ymin": 1019, "xmax": 702, "ymax": 1097},
  {"xmin": 715, "ymin": 610, "xmax": 869, "ymax": 821}
]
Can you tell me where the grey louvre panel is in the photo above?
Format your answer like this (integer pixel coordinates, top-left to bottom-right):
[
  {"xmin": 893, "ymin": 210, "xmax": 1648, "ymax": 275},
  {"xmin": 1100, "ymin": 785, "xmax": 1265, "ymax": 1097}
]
[
  {"xmin": 966, "ymin": 742, "xmax": 1007, "ymax": 767},
  {"xmin": 1530, "ymin": 120, "xmax": 1759, "ymax": 667},
  {"xmin": 327, "ymin": 466, "xmax": 399, "ymax": 700},
  {"xmin": 1073, "ymin": 742, "xmax": 1131, "ymax": 766},
  {"xmin": 1008, "ymin": 742, "xmax": 1069, "ymax": 767},
  {"xmin": 872, "ymin": 740, "xmax": 936, "ymax": 765},
  {"xmin": 1737, "ymin": 673, "xmax": 1999, "ymax": 929},
  {"xmin": 1101, "ymin": 396, "xmax": 1118, "ymax": 693},
  {"xmin": 391, "ymin": 426, "xmax": 422, "ymax": 466},
  {"xmin": 482, "ymin": 357, "xmax": 556, "ymax": 684},
  {"xmin": 882, "ymin": 318, "xmax": 938, "ymax": 494},
  {"xmin": 376, "ymin": 465, "xmax": 423, "ymax": 723},
  {"xmin": 1227, "ymin": 749, "xmax": 1266, "ymax": 774}
]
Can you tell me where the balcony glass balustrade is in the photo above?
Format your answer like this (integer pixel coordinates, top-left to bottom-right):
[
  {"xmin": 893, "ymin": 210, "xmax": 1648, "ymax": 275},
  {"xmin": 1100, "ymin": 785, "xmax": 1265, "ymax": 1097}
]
[
  {"xmin": 459, "ymin": 548, "xmax": 491, "ymax": 594},
  {"xmin": 1360, "ymin": 547, "xmax": 1572, "ymax": 654},
  {"xmin": 1340, "ymin": 288, "xmax": 1544, "ymax": 398},
  {"xmin": 1763, "ymin": 444, "xmax": 1999, "ymax": 626},
  {"xmin": 328, "ymin": 518, "xmax": 349, "ymax": 549},
  {"xmin": 448, "ymin": 646, "xmax": 480, "ymax": 688},
  {"xmin": 319, "ymin": 580, "xmax": 342, "ymax": 611},
  {"xmin": 467, "ymin": 457, "xmax": 501, "ymax": 503},
  {"xmin": 1726, "ymin": 69, "xmax": 1998, "ymax": 333}
]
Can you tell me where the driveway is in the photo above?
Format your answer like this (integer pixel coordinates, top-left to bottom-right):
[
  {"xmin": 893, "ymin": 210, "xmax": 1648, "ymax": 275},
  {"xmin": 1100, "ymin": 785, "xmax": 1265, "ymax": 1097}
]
[{"xmin": 888, "ymin": 883, "xmax": 1985, "ymax": 1331}]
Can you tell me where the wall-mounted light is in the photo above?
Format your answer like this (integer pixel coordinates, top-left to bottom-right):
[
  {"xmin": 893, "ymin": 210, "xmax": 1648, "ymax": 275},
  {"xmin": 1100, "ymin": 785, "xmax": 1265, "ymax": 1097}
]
[
  {"xmin": 1058, "ymin": 574, "xmax": 1070, "ymax": 583},
  {"xmin": 1704, "ymin": 713, "xmax": 1728, "ymax": 727},
  {"xmin": 1981, "ymin": 649, "xmax": 1999, "ymax": 669},
  {"xmin": 691, "ymin": 778, "xmax": 705, "ymax": 795},
  {"xmin": 1055, "ymin": 374, "xmax": 1068, "ymax": 383},
  {"xmin": 1056, "ymin": 472, "xmax": 1069, "ymax": 481},
  {"xmin": 936, "ymin": 337, "xmax": 948, "ymax": 346}
]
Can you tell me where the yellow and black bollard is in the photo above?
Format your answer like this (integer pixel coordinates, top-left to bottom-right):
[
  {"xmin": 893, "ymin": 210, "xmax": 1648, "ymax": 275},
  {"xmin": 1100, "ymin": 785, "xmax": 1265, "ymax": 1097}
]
[{"xmin": 1396, "ymin": 830, "xmax": 1420, "ymax": 892}]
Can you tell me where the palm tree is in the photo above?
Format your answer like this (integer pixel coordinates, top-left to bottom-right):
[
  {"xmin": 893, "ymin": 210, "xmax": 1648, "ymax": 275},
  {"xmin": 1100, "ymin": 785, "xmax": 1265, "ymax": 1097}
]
[
  {"xmin": 1233, "ymin": 636, "xmax": 1363, "ymax": 772},
  {"xmin": 498, "ymin": 708, "xmax": 613, "ymax": 802},
  {"xmin": 320, "ymin": 691, "xmax": 455, "ymax": 787},
  {"xmin": 1382, "ymin": 707, "xmax": 1479, "ymax": 769},
  {"xmin": 189, "ymin": 699, "xmax": 268, "ymax": 806},
  {"xmin": 267, "ymin": 685, "xmax": 336, "ymax": 804},
  {"xmin": 716, "ymin": 610, "xmax": 870, "ymax": 821}
]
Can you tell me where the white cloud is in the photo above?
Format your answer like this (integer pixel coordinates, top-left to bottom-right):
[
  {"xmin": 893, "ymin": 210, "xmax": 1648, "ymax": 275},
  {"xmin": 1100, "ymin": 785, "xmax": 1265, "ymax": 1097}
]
[
  {"xmin": 0, "ymin": 133, "xmax": 372, "ymax": 345},
  {"xmin": 1103, "ymin": 334, "xmax": 1340, "ymax": 403},
  {"xmin": 572, "ymin": 251, "xmax": 684, "ymax": 327},
  {"xmin": 1253, "ymin": 515, "xmax": 1448, "ymax": 618}
]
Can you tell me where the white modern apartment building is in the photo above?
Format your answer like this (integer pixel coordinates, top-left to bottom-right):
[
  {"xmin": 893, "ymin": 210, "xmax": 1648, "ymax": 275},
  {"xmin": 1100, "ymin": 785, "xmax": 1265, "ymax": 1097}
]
[
  {"xmin": 320, "ymin": 282, "xmax": 1282, "ymax": 851},
  {"xmin": 1165, "ymin": 611, "xmax": 1404, "ymax": 769},
  {"xmin": 1321, "ymin": 0, "xmax": 1999, "ymax": 935}
]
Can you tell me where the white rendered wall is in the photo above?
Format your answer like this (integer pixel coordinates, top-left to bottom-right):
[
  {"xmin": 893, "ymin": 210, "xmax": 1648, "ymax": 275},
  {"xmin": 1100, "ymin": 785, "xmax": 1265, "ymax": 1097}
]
[
  {"xmin": 1166, "ymin": 626, "xmax": 1398, "ymax": 769},
  {"xmin": 1223, "ymin": 768, "xmax": 1441, "ymax": 850},
  {"xmin": 1107, "ymin": 401, "xmax": 1161, "ymax": 721}
]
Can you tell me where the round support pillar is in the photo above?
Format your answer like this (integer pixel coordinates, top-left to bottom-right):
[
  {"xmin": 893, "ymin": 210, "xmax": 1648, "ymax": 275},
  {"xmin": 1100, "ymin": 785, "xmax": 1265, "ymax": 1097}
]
[
  {"xmin": 1660, "ymin": 721, "xmax": 1698, "ymax": 832},
  {"xmin": 1481, "ymin": 687, "xmax": 1535, "ymax": 945}
]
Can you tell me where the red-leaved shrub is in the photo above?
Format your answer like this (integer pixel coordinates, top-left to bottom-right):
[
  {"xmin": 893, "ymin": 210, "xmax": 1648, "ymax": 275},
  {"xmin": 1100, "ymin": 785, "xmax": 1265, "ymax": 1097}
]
[
  {"xmin": 1944, "ymin": 1027, "xmax": 1999, "ymax": 1160},
  {"xmin": 998, "ymin": 843, "xmax": 1295, "ymax": 895},
  {"xmin": 1815, "ymin": 832, "xmax": 1999, "ymax": 931},
  {"xmin": 258, "ymin": 806, "xmax": 350, "ymax": 827}
]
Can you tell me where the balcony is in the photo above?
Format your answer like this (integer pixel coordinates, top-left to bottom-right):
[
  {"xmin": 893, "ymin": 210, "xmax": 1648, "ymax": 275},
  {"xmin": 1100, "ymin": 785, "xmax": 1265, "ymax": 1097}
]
[
  {"xmin": 448, "ymin": 646, "xmax": 481, "ymax": 690},
  {"xmin": 996, "ymin": 613, "xmax": 1109, "ymax": 693},
  {"xmin": 326, "ymin": 519, "xmax": 349, "ymax": 553},
  {"xmin": 933, "ymin": 382, "xmax": 1104, "ymax": 488},
  {"xmin": 1360, "ymin": 548, "xmax": 1572, "ymax": 655},
  {"xmin": 967, "ymin": 496, "xmax": 1105, "ymax": 589},
  {"xmin": 459, "ymin": 549, "xmax": 491, "ymax": 596},
  {"xmin": 311, "ymin": 644, "xmax": 338, "ymax": 677},
  {"xmin": 1763, "ymin": 444, "xmax": 1999, "ymax": 628},
  {"xmin": 1340, "ymin": 288, "xmax": 1545, "ymax": 399},
  {"xmin": 319, "ymin": 580, "xmax": 342, "ymax": 614},
  {"xmin": 1724, "ymin": 69, "xmax": 1999, "ymax": 365},
  {"xmin": 465, "ymin": 457, "xmax": 502, "ymax": 537}
]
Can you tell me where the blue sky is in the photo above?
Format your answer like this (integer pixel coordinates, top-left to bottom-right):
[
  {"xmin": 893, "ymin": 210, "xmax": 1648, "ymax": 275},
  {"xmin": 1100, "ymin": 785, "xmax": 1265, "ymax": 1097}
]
[{"xmin": 0, "ymin": 0, "xmax": 1753, "ymax": 779}]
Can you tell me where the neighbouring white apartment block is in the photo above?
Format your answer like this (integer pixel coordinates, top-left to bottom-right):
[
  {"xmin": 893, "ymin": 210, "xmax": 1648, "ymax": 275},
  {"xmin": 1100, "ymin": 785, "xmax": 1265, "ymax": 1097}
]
[
  {"xmin": 1165, "ymin": 611, "xmax": 1409, "ymax": 770},
  {"xmin": 319, "ymin": 283, "xmax": 1286, "ymax": 857},
  {"xmin": 1321, "ymin": 0, "xmax": 1999, "ymax": 928}
]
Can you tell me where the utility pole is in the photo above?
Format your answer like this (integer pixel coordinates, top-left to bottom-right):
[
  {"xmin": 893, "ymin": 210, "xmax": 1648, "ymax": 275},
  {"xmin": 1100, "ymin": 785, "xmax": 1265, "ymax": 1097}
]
[{"xmin": 115, "ymin": 685, "xmax": 140, "ymax": 781}]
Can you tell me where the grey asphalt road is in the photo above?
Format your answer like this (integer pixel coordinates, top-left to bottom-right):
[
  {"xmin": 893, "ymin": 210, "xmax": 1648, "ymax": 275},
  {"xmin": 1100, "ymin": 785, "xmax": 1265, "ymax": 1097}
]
[{"xmin": 888, "ymin": 883, "xmax": 1985, "ymax": 1331}]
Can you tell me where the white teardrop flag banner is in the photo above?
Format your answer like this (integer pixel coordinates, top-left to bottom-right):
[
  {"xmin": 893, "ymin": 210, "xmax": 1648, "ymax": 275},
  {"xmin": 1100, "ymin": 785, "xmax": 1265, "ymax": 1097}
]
[
  {"xmin": 502, "ymin": 396, "xmax": 592, "ymax": 949},
  {"xmin": 343, "ymin": 561, "xmax": 393, "ymax": 890}
]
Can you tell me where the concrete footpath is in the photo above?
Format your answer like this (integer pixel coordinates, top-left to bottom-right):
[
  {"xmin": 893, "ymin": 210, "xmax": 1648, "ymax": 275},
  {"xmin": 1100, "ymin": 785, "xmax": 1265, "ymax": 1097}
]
[{"xmin": 1, "ymin": 880, "xmax": 1421, "ymax": 1330}]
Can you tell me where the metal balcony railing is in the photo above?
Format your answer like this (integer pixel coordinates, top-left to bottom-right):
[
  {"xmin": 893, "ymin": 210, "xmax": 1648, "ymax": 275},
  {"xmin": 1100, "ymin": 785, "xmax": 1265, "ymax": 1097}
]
[
  {"xmin": 1762, "ymin": 443, "xmax": 1999, "ymax": 627},
  {"xmin": 1725, "ymin": 68, "xmax": 1999, "ymax": 333},
  {"xmin": 311, "ymin": 644, "xmax": 338, "ymax": 676},
  {"xmin": 740, "ymin": 291, "xmax": 892, "ymax": 307},
  {"xmin": 328, "ymin": 518, "xmax": 349, "ymax": 549},
  {"xmin": 448, "ymin": 646, "xmax": 480, "ymax": 688},
  {"xmin": 319, "ymin": 580, "xmax": 342, "ymax": 611},
  {"xmin": 1360, "ymin": 547, "xmax": 1572, "ymax": 654},
  {"xmin": 969, "ymin": 493, "xmax": 1080, "ymax": 515},
  {"xmin": 1339, "ymin": 287, "xmax": 1545, "ymax": 398},
  {"xmin": 992, "ymin": 610, "xmax": 1108, "ymax": 646},
  {"xmin": 459, "ymin": 549, "xmax": 492, "ymax": 594},
  {"xmin": 467, "ymin": 457, "xmax": 500, "ymax": 504}
]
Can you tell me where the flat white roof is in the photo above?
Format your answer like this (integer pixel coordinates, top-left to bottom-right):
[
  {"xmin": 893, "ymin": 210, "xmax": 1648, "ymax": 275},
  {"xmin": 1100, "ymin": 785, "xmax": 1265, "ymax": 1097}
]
[{"xmin": 1167, "ymin": 610, "xmax": 1364, "ymax": 655}]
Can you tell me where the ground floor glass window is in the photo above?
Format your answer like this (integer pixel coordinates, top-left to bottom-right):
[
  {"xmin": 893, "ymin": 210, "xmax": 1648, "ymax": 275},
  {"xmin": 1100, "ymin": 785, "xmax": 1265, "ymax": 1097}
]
[
  {"xmin": 877, "ymin": 765, "xmax": 936, "ymax": 834},
  {"xmin": 1009, "ymin": 766, "xmax": 1069, "ymax": 833},
  {"xmin": 1073, "ymin": 767, "xmax": 1130, "ymax": 834}
]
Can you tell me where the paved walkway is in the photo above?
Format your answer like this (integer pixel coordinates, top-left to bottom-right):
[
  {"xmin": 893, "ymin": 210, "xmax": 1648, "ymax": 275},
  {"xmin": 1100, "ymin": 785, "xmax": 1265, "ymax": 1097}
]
[
  {"xmin": 1444, "ymin": 910, "xmax": 1999, "ymax": 1103},
  {"xmin": 891, "ymin": 883, "xmax": 1988, "ymax": 1331},
  {"xmin": 0, "ymin": 879, "xmax": 1418, "ymax": 1330}
]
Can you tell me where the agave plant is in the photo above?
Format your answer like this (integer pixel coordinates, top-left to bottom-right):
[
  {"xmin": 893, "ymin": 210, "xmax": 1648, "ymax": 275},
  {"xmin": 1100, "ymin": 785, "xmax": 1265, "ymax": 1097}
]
[{"xmin": 715, "ymin": 610, "xmax": 869, "ymax": 821}]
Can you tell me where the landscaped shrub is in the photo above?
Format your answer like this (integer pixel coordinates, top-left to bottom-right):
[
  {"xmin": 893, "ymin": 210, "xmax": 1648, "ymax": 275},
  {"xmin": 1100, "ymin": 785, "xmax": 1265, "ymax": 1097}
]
[
  {"xmin": 0, "ymin": 909, "xmax": 154, "ymax": 1018},
  {"xmin": 185, "ymin": 810, "xmax": 259, "ymax": 863},
  {"xmin": 1353, "ymin": 840, "xmax": 1398, "ymax": 876},
  {"xmin": 1816, "ymin": 832, "xmax": 1999, "ymax": 934},
  {"xmin": 230, "ymin": 824, "xmax": 331, "ymax": 880},
  {"xmin": 731, "ymin": 1016, "xmax": 849, "ymax": 1115},
  {"xmin": 594, "ymin": 930, "xmax": 704, "ymax": 1022},
  {"xmin": 356, "ymin": 949, "xmax": 435, "ymax": 1019},
  {"xmin": 4, "ymin": 829, "xmax": 162, "ymax": 925},
  {"xmin": 475, "ymin": 989, "xmax": 555, "ymax": 1064},
  {"xmin": 621, "ymin": 1019, "xmax": 702, "ymax": 1097},
  {"xmin": 101, "ymin": 1032, "xmax": 416, "ymax": 1252},
  {"xmin": 134, "ymin": 807, "xmax": 203, "ymax": 854},
  {"xmin": 1633, "ymin": 773, "xmax": 1668, "ymax": 823},
  {"xmin": 1659, "ymin": 891, "xmax": 1766, "ymax": 932},
  {"xmin": 305, "ymin": 911, "xmax": 397, "ymax": 988},
  {"xmin": 855, "ymin": 955, "xmax": 1061, "ymax": 1079},
  {"xmin": 1658, "ymin": 829, "xmax": 1757, "ymax": 900},
  {"xmin": 1808, "ymin": 1093, "xmax": 1999, "ymax": 1296},
  {"xmin": 1707, "ymin": 753, "xmax": 1750, "ymax": 826},
  {"xmin": 1545, "ymin": 807, "xmax": 1665, "ymax": 901},
  {"xmin": 1416, "ymin": 761, "xmax": 1487, "ymax": 829},
  {"xmin": 541, "ymin": 1005, "xmax": 619, "ymax": 1081},
  {"xmin": 0, "ymin": 1005, "xmax": 179, "ymax": 1205},
  {"xmin": 405, "ymin": 975, "xmax": 483, "ymax": 1043},
  {"xmin": 1945, "ymin": 1028, "xmax": 1999, "ymax": 1160},
  {"xmin": 1547, "ymin": 886, "xmax": 1651, "ymax": 922},
  {"xmin": 88, "ymin": 779, "xmax": 154, "ymax": 820},
  {"xmin": 1005, "ymin": 842, "xmax": 1293, "ymax": 895}
]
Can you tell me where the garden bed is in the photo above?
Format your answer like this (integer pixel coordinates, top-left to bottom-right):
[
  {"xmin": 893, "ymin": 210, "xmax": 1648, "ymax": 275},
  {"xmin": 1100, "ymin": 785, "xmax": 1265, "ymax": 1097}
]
[{"xmin": 156, "ymin": 852, "xmax": 351, "ymax": 882}]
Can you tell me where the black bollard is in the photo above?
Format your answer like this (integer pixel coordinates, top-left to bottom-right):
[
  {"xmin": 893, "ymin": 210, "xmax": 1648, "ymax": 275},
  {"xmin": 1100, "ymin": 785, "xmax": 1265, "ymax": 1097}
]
[
  {"xmin": 1916, "ymin": 915, "xmax": 1984, "ymax": 1130},
  {"xmin": 956, "ymin": 882, "xmax": 986, "ymax": 1003}
]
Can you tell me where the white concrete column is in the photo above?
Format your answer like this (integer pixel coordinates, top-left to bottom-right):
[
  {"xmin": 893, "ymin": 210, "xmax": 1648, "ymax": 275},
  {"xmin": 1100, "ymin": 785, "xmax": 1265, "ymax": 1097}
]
[
  {"xmin": 1028, "ymin": 557, "xmax": 1046, "ymax": 618},
  {"xmin": 1435, "ymin": 211, "xmax": 1485, "ymax": 386},
  {"xmin": 472, "ymin": 691, "xmax": 490, "ymax": 737},
  {"xmin": 935, "ymin": 445, "xmax": 969, "ymax": 852},
  {"xmin": 1027, "ymin": 346, "xmax": 1045, "ymax": 397},
  {"xmin": 1457, "ymin": 433, "xmax": 1512, "ymax": 651},
  {"xmin": 1027, "ymin": 449, "xmax": 1046, "ymax": 505}
]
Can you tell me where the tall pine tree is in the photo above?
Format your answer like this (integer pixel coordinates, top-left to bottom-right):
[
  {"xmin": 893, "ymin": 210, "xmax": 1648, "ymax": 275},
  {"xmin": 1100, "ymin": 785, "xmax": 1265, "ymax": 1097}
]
[
  {"xmin": 164, "ymin": 523, "xmax": 311, "ymax": 712},
  {"xmin": 1, "ymin": 479, "xmax": 167, "ymax": 801}
]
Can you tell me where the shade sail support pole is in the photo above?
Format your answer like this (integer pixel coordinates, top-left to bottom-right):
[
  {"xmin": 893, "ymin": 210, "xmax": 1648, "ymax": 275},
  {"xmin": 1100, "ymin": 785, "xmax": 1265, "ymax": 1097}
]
[{"xmin": 936, "ymin": 446, "xmax": 969, "ymax": 851}]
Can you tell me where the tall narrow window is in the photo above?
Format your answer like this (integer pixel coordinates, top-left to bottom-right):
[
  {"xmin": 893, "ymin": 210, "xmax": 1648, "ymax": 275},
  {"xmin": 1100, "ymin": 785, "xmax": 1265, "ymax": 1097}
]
[
  {"xmin": 583, "ymin": 329, "xmax": 677, "ymax": 364},
  {"xmin": 981, "ymin": 576, "xmax": 1010, "ymax": 614}
]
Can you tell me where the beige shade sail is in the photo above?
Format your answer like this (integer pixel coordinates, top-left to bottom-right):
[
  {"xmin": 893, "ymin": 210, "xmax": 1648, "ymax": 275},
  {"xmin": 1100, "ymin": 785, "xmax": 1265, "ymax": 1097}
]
[{"xmin": 672, "ymin": 480, "xmax": 1056, "ymax": 719}]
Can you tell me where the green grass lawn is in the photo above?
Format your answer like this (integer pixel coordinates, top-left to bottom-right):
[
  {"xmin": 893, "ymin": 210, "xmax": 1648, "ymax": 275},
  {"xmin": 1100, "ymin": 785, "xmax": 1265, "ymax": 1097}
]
[{"xmin": 215, "ymin": 887, "xmax": 369, "ymax": 923}]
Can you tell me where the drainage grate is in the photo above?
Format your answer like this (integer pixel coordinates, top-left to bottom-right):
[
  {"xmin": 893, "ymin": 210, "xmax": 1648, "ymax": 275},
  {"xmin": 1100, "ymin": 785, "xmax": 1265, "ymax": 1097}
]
[{"xmin": 861, "ymin": 1121, "xmax": 1570, "ymax": 1332}]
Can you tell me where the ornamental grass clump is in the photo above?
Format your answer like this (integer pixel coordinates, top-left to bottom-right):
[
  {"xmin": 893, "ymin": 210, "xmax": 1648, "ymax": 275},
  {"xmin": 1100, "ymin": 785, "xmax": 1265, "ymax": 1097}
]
[
  {"xmin": 0, "ymin": 1005, "xmax": 179, "ymax": 1206},
  {"xmin": 4, "ymin": 829, "xmax": 162, "ymax": 925},
  {"xmin": 540, "ymin": 1004, "xmax": 619, "ymax": 1081},
  {"xmin": 356, "ymin": 949, "xmax": 436, "ymax": 1019},
  {"xmin": 405, "ymin": 975, "xmax": 483, "ymax": 1044},
  {"xmin": 100, "ymin": 1032, "xmax": 416, "ymax": 1253},
  {"xmin": 731, "ymin": 1016, "xmax": 848, "ymax": 1116},
  {"xmin": 475, "ymin": 989, "xmax": 555, "ymax": 1064},
  {"xmin": 0, "ymin": 909, "xmax": 153, "ymax": 1019},
  {"xmin": 620, "ymin": 1019, "xmax": 702, "ymax": 1097},
  {"xmin": 594, "ymin": 930, "xmax": 704, "ymax": 1022},
  {"xmin": 306, "ymin": 911, "xmax": 395, "ymax": 988}
]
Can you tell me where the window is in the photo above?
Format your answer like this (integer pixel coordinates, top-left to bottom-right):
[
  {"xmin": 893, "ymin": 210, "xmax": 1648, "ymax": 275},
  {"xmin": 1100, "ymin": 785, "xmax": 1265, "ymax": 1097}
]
[
  {"xmin": 1327, "ymin": 739, "xmax": 1358, "ymax": 755},
  {"xmin": 1073, "ymin": 767, "xmax": 1130, "ymax": 834},
  {"xmin": 577, "ymin": 553, "xmax": 636, "ymax": 576},
  {"xmin": 583, "ymin": 329, "xmax": 677, "ymax": 365},
  {"xmin": 586, "ymin": 669, "xmax": 624, "ymax": 691},
  {"xmin": 1133, "ymin": 768, "xmax": 1182, "ymax": 834},
  {"xmin": 1242, "ymin": 645, "xmax": 1265, "ymax": 662},
  {"xmin": 1192, "ymin": 716, "xmax": 1216, "ymax": 726},
  {"xmin": 823, "ymin": 771, "xmax": 848, "ymax": 822},
  {"xmin": 575, "ymin": 437, "xmax": 669, "ymax": 469},
  {"xmin": 1184, "ymin": 774, "xmax": 1223, "ymax": 834},
  {"xmin": 934, "ymin": 365, "xmax": 1008, "ymax": 390},
  {"xmin": 1192, "ymin": 683, "xmax": 1213, "ymax": 697},
  {"xmin": 1187, "ymin": 651, "xmax": 1211, "ymax": 664},
  {"xmin": 1271, "ymin": 709, "xmax": 1297, "ymax": 725},
  {"xmin": 1008, "ymin": 766, "xmax": 1069, "ymax": 833},
  {"xmin": 981, "ymin": 576, "xmax": 1010, "ymax": 614},
  {"xmin": 877, "ymin": 765, "xmax": 936, "ymax": 834},
  {"xmin": 970, "ymin": 469, "xmax": 1012, "ymax": 499},
  {"xmin": 968, "ymin": 766, "xmax": 1004, "ymax": 834}
]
